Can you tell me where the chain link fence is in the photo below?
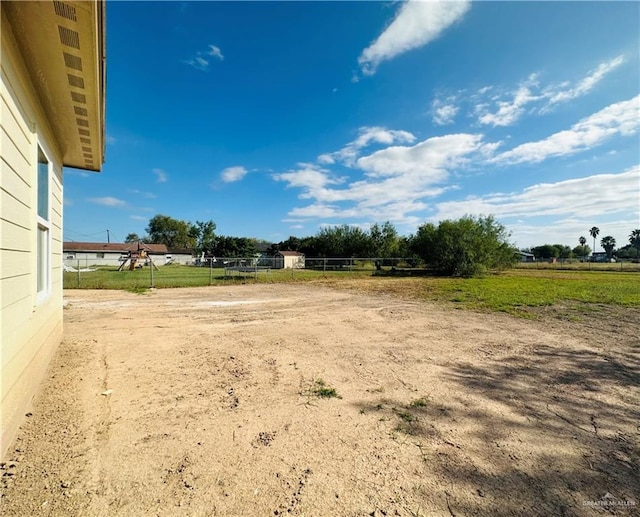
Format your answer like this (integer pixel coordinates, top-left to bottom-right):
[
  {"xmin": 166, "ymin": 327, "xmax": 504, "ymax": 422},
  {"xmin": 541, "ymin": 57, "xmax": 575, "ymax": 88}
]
[{"xmin": 62, "ymin": 256, "xmax": 422, "ymax": 289}]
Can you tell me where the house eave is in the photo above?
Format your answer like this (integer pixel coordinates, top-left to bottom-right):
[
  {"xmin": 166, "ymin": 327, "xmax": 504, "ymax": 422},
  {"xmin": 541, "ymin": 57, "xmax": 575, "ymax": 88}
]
[{"xmin": 3, "ymin": 0, "xmax": 106, "ymax": 172}]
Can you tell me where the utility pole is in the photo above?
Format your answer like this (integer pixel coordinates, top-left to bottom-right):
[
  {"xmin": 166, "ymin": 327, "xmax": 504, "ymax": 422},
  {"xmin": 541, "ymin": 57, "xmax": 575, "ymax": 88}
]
[{"xmin": 107, "ymin": 229, "xmax": 110, "ymax": 243}]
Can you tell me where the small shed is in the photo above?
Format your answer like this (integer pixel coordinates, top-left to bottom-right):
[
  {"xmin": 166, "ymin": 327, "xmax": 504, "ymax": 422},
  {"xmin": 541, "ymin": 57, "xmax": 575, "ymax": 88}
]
[
  {"xmin": 274, "ymin": 251, "xmax": 305, "ymax": 269},
  {"xmin": 518, "ymin": 251, "xmax": 536, "ymax": 263}
]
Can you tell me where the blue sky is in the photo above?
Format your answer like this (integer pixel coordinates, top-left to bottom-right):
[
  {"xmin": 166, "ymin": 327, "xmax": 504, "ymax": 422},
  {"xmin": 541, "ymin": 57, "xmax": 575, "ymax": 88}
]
[{"xmin": 63, "ymin": 0, "xmax": 640, "ymax": 250}]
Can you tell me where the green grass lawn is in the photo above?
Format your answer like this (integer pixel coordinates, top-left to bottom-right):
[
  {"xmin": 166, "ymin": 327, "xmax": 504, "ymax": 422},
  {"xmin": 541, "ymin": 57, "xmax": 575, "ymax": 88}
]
[{"xmin": 64, "ymin": 265, "xmax": 640, "ymax": 316}]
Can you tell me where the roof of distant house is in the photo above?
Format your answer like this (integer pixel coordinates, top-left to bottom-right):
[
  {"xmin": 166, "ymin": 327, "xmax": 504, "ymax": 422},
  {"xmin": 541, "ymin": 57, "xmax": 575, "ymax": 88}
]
[
  {"xmin": 63, "ymin": 242, "xmax": 168, "ymax": 253},
  {"xmin": 276, "ymin": 251, "xmax": 304, "ymax": 256}
]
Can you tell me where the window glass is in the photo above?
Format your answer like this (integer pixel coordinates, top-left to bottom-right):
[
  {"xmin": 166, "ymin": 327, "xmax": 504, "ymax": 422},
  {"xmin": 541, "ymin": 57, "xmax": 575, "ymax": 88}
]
[{"xmin": 38, "ymin": 147, "xmax": 48, "ymax": 220}]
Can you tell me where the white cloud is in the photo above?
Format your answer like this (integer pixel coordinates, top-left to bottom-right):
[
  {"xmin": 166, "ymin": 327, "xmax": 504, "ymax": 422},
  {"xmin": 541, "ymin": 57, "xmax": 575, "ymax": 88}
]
[
  {"xmin": 473, "ymin": 56, "xmax": 626, "ymax": 126},
  {"xmin": 432, "ymin": 98, "xmax": 459, "ymax": 125},
  {"xmin": 152, "ymin": 168, "xmax": 168, "ymax": 183},
  {"xmin": 544, "ymin": 55, "xmax": 625, "ymax": 106},
  {"xmin": 277, "ymin": 133, "xmax": 491, "ymax": 226},
  {"xmin": 208, "ymin": 45, "xmax": 224, "ymax": 60},
  {"xmin": 477, "ymin": 74, "xmax": 540, "ymax": 127},
  {"xmin": 289, "ymin": 224, "xmax": 304, "ymax": 230},
  {"xmin": 434, "ymin": 166, "xmax": 640, "ymax": 222},
  {"xmin": 273, "ymin": 163, "xmax": 345, "ymax": 192},
  {"xmin": 184, "ymin": 43, "xmax": 224, "ymax": 71},
  {"xmin": 358, "ymin": 0, "xmax": 471, "ymax": 76},
  {"xmin": 221, "ymin": 166, "xmax": 248, "ymax": 183},
  {"xmin": 106, "ymin": 135, "xmax": 116, "ymax": 145},
  {"xmin": 87, "ymin": 196, "xmax": 127, "ymax": 207},
  {"xmin": 320, "ymin": 126, "xmax": 416, "ymax": 166},
  {"xmin": 493, "ymin": 96, "xmax": 640, "ymax": 164},
  {"xmin": 357, "ymin": 133, "xmax": 490, "ymax": 178},
  {"xmin": 130, "ymin": 215, "xmax": 148, "ymax": 221}
]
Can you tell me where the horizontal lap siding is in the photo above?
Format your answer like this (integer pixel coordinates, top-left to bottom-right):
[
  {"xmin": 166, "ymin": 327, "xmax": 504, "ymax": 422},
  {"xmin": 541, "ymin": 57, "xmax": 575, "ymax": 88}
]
[{"xmin": 1, "ymin": 15, "xmax": 65, "ymax": 459}]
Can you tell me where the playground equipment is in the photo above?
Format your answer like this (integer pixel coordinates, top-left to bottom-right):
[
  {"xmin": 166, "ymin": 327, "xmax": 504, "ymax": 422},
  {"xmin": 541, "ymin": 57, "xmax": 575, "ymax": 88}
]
[{"xmin": 118, "ymin": 243, "xmax": 159, "ymax": 271}]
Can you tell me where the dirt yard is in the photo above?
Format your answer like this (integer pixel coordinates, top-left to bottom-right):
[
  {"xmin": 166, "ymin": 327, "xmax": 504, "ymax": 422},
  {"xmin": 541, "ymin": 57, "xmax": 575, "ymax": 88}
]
[{"xmin": 1, "ymin": 284, "xmax": 638, "ymax": 516}]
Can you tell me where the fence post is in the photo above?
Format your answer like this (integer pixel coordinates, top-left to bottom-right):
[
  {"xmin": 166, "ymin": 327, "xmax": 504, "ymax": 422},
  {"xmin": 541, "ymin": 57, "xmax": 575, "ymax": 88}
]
[
  {"xmin": 209, "ymin": 258, "xmax": 213, "ymax": 285},
  {"xmin": 150, "ymin": 260, "xmax": 154, "ymax": 288},
  {"xmin": 77, "ymin": 259, "xmax": 81, "ymax": 287}
]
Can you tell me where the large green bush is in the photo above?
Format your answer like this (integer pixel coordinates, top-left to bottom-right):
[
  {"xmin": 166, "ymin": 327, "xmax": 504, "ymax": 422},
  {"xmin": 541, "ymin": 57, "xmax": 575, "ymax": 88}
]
[{"xmin": 411, "ymin": 215, "xmax": 517, "ymax": 277}]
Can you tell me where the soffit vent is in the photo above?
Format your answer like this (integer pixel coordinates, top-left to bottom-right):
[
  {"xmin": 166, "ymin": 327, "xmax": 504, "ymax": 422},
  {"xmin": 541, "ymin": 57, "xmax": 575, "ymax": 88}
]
[
  {"xmin": 63, "ymin": 52, "xmax": 83, "ymax": 71},
  {"xmin": 71, "ymin": 91, "xmax": 86, "ymax": 103},
  {"xmin": 58, "ymin": 26, "xmax": 80, "ymax": 49},
  {"xmin": 53, "ymin": 1, "xmax": 77, "ymax": 22},
  {"xmin": 68, "ymin": 74, "xmax": 84, "ymax": 88}
]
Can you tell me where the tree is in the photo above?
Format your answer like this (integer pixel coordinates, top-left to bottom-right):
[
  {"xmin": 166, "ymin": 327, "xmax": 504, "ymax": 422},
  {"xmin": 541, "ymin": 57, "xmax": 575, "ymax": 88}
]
[
  {"xmin": 572, "ymin": 244, "xmax": 591, "ymax": 259},
  {"xmin": 368, "ymin": 221, "xmax": 401, "ymax": 257},
  {"xmin": 212, "ymin": 236, "xmax": 259, "ymax": 258},
  {"xmin": 314, "ymin": 225, "xmax": 369, "ymax": 257},
  {"xmin": 146, "ymin": 214, "xmax": 197, "ymax": 249},
  {"xmin": 589, "ymin": 226, "xmax": 600, "ymax": 254},
  {"xmin": 630, "ymin": 229, "xmax": 640, "ymax": 258},
  {"xmin": 411, "ymin": 215, "xmax": 517, "ymax": 277},
  {"xmin": 194, "ymin": 220, "xmax": 216, "ymax": 255},
  {"xmin": 125, "ymin": 233, "xmax": 140, "ymax": 243},
  {"xmin": 531, "ymin": 244, "xmax": 560, "ymax": 259},
  {"xmin": 579, "ymin": 236, "xmax": 586, "ymax": 247},
  {"xmin": 600, "ymin": 236, "xmax": 616, "ymax": 259}
]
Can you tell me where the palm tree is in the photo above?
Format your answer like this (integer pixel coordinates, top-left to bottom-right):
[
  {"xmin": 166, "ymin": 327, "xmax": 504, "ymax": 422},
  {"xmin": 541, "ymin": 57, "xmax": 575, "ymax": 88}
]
[
  {"xmin": 589, "ymin": 227, "xmax": 599, "ymax": 257},
  {"xmin": 578, "ymin": 236, "xmax": 587, "ymax": 260},
  {"xmin": 630, "ymin": 229, "xmax": 640, "ymax": 259},
  {"xmin": 600, "ymin": 236, "xmax": 616, "ymax": 260}
]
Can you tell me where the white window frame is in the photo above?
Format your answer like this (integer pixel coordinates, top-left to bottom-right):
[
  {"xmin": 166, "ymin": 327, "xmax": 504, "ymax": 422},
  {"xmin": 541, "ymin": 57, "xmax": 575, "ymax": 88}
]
[{"xmin": 36, "ymin": 144, "xmax": 51, "ymax": 305}]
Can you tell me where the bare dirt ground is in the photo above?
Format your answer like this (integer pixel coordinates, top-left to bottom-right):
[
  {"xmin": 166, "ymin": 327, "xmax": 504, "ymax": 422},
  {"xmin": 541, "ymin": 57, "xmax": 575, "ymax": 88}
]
[{"xmin": 1, "ymin": 284, "xmax": 638, "ymax": 516}]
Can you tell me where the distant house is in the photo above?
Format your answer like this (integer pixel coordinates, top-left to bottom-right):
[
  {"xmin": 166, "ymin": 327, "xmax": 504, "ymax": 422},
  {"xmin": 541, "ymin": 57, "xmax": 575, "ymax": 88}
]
[
  {"xmin": 1, "ymin": 1, "xmax": 105, "ymax": 458},
  {"xmin": 166, "ymin": 248, "xmax": 194, "ymax": 265},
  {"xmin": 590, "ymin": 252, "xmax": 614, "ymax": 263},
  {"xmin": 274, "ymin": 251, "xmax": 305, "ymax": 269},
  {"xmin": 517, "ymin": 251, "xmax": 536, "ymax": 263},
  {"xmin": 63, "ymin": 242, "xmax": 168, "ymax": 267}
]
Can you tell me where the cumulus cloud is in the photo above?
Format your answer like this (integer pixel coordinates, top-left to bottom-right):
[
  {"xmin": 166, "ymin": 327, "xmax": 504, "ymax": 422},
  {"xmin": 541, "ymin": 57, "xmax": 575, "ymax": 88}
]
[
  {"xmin": 357, "ymin": 133, "xmax": 494, "ymax": 178},
  {"xmin": 276, "ymin": 133, "xmax": 492, "ymax": 226},
  {"xmin": 320, "ymin": 126, "xmax": 416, "ymax": 166},
  {"xmin": 493, "ymin": 96, "xmax": 640, "ymax": 164},
  {"xmin": 184, "ymin": 43, "xmax": 224, "ymax": 71},
  {"xmin": 221, "ymin": 166, "xmax": 248, "ymax": 183},
  {"xmin": 358, "ymin": 0, "xmax": 471, "ymax": 76},
  {"xmin": 152, "ymin": 168, "xmax": 168, "ymax": 183},
  {"xmin": 273, "ymin": 163, "xmax": 345, "ymax": 193},
  {"xmin": 87, "ymin": 196, "xmax": 127, "ymax": 207},
  {"xmin": 434, "ymin": 166, "xmax": 640, "ymax": 221}
]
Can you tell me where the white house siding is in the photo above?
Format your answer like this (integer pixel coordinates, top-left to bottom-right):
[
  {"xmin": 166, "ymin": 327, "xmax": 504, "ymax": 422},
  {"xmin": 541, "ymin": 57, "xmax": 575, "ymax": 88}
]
[
  {"xmin": 1, "ymin": 12, "xmax": 64, "ymax": 457},
  {"xmin": 64, "ymin": 251, "xmax": 124, "ymax": 268}
]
